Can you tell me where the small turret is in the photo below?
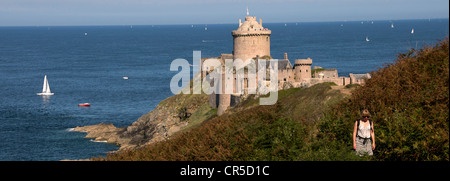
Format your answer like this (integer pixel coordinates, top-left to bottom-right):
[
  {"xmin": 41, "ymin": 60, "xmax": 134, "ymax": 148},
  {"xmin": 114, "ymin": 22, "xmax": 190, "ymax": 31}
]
[{"xmin": 294, "ymin": 58, "xmax": 312, "ymax": 82}]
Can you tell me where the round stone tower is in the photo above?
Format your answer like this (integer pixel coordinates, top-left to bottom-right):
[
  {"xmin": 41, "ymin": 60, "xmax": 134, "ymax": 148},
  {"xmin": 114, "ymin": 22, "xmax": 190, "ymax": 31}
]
[
  {"xmin": 294, "ymin": 58, "xmax": 312, "ymax": 82},
  {"xmin": 217, "ymin": 73, "xmax": 231, "ymax": 116},
  {"xmin": 232, "ymin": 16, "xmax": 271, "ymax": 62}
]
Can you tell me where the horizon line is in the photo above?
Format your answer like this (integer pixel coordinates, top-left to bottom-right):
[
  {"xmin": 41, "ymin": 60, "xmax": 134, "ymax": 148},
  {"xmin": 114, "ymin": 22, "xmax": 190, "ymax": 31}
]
[{"xmin": 0, "ymin": 17, "xmax": 448, "ymax": 28}]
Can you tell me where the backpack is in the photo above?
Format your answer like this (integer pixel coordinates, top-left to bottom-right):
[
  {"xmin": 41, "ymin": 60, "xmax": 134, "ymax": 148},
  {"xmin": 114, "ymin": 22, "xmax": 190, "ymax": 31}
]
[{"xmin": 356, "ymin": 119, "xmax": 373, "ymax": 138}]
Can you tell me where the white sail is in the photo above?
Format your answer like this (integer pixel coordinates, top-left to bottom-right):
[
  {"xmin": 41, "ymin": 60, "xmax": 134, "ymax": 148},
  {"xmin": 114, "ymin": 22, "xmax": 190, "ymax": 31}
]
[
  {"xmin": 37, "ymin": 75, "xmax": 54, "ymax": 95},
  {"xmin": 411, "ymin": 28, "xmax": 414, "ymax": 34},
  {"xmin": 42, "ymin": 75, "xmax": 48, "ymax": 93},
  {"xmin": 45, "ymin": 76, "xmax": 51, "ymax": 93}
]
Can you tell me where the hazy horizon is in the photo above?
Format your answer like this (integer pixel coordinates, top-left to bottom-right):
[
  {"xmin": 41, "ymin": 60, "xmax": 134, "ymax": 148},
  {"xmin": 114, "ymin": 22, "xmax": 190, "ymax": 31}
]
[
  {"xmin": 1, "ymin": 0, "xmax": 449, "ymax": 26},
  {"xmin": 1, "ymin": 17, "xmax": 449, "ymax": 27}
]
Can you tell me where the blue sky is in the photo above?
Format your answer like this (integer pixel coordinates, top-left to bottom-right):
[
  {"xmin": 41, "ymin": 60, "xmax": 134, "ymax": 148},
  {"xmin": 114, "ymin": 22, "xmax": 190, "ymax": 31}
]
[{"xmin": 0, "ymin": 0, "xmax": 448, "ymax": 26}]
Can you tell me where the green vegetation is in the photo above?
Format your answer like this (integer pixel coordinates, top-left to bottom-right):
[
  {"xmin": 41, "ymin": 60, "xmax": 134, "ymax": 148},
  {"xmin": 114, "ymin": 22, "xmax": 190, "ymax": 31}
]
[
  {"xmin": 310, "ymin": 68, "xmax": 324, "ymax": 77},
  {"xmin": 95, "ymin": 38, "xmax": 448, "ymax": 161},
  {"xmin": 95, "ymin": 83, "xmax": 356, "ymax": 161},
  {"xmin": 319, "ymin": 38, "xmax": 449, "ymax": 161},
  {"xmin": 345, "ymin": 84, "xmax": 360, "ymax": 88},
  {"xmin": 260, "ymin": 55, "xmax": 272, "ymax": 60},
  {"xmin": 181, "ymin": 103, "xmax": 217, "ymax": 131},
  {"xmin": 253, "ymin": 55, "xmax": 273, "ymax": 60},
  {"xmin": 310, "ymin": 68, "xmax": 336, "ymax": 77}
]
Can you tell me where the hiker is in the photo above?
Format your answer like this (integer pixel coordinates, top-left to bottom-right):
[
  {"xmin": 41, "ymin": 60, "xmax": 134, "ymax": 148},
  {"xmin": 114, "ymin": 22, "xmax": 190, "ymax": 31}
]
[{"xmin": 353, "ymin": 109, "xmax": 376, "ymax": 156}]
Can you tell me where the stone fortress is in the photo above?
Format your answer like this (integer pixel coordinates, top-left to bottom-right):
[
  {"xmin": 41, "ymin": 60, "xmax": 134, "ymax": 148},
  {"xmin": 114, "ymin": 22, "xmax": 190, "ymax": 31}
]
[{"xmin": 201, "ymin": 14, "xmax": 371, "ymax": 115}]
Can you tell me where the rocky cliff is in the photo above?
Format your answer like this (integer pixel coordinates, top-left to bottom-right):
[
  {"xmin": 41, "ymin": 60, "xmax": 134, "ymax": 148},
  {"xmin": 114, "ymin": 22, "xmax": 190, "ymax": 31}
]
[{"xmin": 74, "ymin": 91, "xmax": 214, "ymax": 151}]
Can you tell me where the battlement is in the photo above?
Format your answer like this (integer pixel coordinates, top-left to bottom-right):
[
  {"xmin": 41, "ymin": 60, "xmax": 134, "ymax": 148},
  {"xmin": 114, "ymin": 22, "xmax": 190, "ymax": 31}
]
[
  {"xmin": 231, "ymin": 30, "xmax": 271, "ymax": 37},
  {"xmin": 232, "ymin": 16, "xmax": 271, "ymax": 37},
  {"xmin": 245, "ymin": 16, "xmax": 257, "ymax": 21},
  {"xmin": 294, "ymin": 58, "xmax": 313, "ymax": 66}
]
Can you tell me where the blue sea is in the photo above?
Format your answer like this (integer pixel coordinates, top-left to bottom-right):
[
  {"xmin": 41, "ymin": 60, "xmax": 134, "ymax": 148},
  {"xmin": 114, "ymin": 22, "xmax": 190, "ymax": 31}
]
[{"xmin": 0, "ymin": 19, "xmax": 448, "ymax": 160}]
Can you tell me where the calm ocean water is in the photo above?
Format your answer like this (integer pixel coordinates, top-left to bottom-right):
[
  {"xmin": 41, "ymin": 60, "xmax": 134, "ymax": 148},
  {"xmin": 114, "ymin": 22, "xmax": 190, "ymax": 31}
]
[{"xmin": 0, "ymin": 19, "xmax": 448, "ymax": 160}]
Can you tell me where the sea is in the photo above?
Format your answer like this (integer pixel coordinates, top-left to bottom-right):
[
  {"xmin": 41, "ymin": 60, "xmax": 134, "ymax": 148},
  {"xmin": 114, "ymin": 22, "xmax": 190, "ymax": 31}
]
[{"xmin": 0, "ymin": 19, "xmax": 448, "ymax": 161}]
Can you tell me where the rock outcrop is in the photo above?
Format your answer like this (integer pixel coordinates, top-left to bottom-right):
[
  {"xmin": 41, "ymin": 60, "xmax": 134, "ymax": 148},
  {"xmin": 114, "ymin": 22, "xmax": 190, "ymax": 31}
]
[
  {"xmin": 74, "ymin": 92, "xmax": 211, "ymax": 151},
  {"xmin": 73, "ymin": 123, "xmax": 130, "ymax": 149}
]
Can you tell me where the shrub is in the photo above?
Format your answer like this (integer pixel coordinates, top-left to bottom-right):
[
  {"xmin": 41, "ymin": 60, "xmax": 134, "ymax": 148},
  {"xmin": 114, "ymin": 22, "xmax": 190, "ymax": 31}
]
[{"xmin": 318, "ymin": 38, "xmax": 449, "ymax": 161}]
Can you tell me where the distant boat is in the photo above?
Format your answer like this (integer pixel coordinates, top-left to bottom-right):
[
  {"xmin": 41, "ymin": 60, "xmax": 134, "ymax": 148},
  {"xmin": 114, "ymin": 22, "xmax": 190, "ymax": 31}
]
[
  {"xmin": 411, "ymin": 28, "xmax": 414, "ymax": 34},
  {"xmin": 37, "ymin": 75, "xmax": 54, "ymax": 96},
  {"xmin": 123, "ymin": 76, "xmax": 129, "ymax": 80},
  {"xmin": 84, "ymin": 32, "xmax": 88, "ymax": 36},
  {"xmin": 366, "ymin": 37, "xmax": 370, "ymax": 42},
  {"xmin": 78, "ymin": 103, "xmax": 91, "ymax": 107},
  {"xmin": 204, "ymin": 27, "xmax": 207, "ymax": 31},
  {"xmin": 391, "ymin": 23, "xmax": 394, "ymax": 28}
]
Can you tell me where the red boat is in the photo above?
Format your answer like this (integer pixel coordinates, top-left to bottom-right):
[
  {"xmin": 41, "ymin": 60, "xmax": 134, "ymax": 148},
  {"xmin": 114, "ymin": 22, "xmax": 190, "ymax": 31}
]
[{"xmin": 78, "ymin": 103, "xmax": 91, "ymax": 107}]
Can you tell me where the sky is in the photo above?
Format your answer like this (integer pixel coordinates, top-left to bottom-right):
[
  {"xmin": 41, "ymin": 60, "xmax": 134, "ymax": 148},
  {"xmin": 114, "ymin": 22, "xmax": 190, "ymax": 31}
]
[{"xmin": 0, "ymin": 0, "xmax": 448, "ymax": 26}]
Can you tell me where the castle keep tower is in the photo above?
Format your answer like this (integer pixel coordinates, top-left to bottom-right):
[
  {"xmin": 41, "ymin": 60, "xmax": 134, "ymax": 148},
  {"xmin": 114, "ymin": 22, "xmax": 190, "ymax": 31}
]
[{"xmin": 232, "ymin": 16, "xmax": 271, "ymax": 62}]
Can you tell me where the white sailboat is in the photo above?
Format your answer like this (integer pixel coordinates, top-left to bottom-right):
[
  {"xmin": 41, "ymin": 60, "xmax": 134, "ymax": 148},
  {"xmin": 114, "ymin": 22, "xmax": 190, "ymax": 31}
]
[
  {"xmin": 366, "ymin": 36, "xmax": 370, "ymax": 42},
  {"xmin": 37, "ymin": 75, "xmax": 54, "ymax": 96},
  {"xmin": 411, "ymin": 28, "xmax": 414, "ymax": 34},
  {"xmin": 391, "ymin": 23, "xmax": 394, "ymax": 28}
]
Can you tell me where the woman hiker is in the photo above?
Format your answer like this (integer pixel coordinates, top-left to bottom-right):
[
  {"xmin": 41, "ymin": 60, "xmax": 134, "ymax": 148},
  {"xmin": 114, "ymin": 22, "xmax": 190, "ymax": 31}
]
[{"xmin": 353, "ymin": 109, "xmax": 376, "ymax": 156}]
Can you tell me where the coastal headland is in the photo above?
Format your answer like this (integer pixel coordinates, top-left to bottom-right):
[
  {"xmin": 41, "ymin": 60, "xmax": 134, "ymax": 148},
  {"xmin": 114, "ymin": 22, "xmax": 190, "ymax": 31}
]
[
  {"xmin": 73, "ymin": 38, "xmax": 448, "ymax": 161},
  {"xmin": 70, "ymin": 13, "xmax": 448, "ymax": 161}
]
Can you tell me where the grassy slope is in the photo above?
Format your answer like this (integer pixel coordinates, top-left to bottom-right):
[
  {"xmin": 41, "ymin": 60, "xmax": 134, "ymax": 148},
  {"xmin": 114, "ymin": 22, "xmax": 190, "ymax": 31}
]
[
  {"xmin": 318, "ymin": 38, "xmax": 449, "ymax": 161},
  {"xmin": 95, "ymin": 83, "xmax": 357, "ymax": 161}
]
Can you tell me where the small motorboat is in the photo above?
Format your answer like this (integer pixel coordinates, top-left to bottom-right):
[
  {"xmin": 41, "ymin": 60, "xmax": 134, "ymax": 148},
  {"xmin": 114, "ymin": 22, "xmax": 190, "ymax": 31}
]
[
  {"xmin": 78, "ymin": 103, "xmax": 91, "ymax": 107},
  {"xmin": 123, "ymin": 76, "xmax": 129, "ymax": 80}
]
